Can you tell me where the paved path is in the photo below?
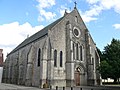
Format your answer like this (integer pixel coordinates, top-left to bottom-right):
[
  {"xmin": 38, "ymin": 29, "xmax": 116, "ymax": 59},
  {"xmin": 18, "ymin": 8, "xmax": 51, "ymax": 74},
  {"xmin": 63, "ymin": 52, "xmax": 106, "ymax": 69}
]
[
  {"xmin": 0, "ymin": 83, "xmax": 120, "ymax": 90},
  {"xmin": 0, "ymin": 83, "xmax": 40, "ymax": 90}
]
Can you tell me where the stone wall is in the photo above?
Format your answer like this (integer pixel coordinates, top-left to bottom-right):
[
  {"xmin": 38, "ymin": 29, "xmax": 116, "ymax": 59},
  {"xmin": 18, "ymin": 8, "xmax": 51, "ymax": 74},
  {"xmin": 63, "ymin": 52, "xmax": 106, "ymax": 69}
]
[{"xmin": 0, "ymin": 67, "xmax": 3, "ymax": 83}]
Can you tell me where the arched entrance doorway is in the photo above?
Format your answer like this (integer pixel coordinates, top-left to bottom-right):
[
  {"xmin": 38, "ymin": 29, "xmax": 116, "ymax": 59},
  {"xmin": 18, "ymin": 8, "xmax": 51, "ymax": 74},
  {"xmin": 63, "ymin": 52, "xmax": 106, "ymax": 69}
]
[
  {"xmin": 74, "ymin": 65, "xmax": 86, "ymax": 86},
  {"xmin": 75, "ymin": 67, "xmax": 80, "ymax": 86}
]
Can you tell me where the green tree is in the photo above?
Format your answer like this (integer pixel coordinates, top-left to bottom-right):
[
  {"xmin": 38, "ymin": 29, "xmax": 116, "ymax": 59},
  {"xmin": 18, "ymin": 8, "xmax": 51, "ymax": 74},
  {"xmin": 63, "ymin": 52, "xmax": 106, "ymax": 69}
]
[
  {"xmin": 98, "ymin": 60, "xmax": 111, "ymax": 79},
  {"xmin": 102, "ymin": 38, "xmax": 120, "ymax": 83},
  {"xmin": 97, "ymin": 47, "xmax": 110, "ymax": 82}
]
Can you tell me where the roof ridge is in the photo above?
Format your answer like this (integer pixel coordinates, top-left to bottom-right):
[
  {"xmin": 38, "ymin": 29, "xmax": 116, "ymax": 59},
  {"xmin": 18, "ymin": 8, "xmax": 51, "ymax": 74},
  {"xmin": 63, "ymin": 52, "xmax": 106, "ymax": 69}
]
[{"xmin": 8, "ymin": 16, "xmax": 64, "ymax": 55}]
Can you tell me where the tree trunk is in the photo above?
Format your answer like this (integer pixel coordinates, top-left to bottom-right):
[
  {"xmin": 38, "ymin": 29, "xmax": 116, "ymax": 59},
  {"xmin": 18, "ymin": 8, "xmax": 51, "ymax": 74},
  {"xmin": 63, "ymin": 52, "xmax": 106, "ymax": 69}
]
[
  {"xmin": 114, "ymin": 78, "xmax": 117, "ymax": 83},
  {"xmin": 118, "ymin": 78, "xmax": 119, "ymax": 84}
]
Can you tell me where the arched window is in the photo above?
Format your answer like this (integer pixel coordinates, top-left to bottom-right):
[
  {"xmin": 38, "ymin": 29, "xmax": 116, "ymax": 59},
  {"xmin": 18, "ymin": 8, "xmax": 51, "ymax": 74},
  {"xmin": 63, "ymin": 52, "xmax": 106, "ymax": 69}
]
[
  {"xmin": 91, "ymin": 57, "xmax": 94, "ymax": 64},
  {"xmin": 91, "ymin": 57, "xmax": 94, "ymax": 70},
  {"xmin": 60, "ymin": 51, "xmax": 63, "ymax": 67},
  {"xmin": 38, "ymin": 48, "xmax": 41, "ymax": 66},
  {"xmin": 54, "ymin": 50, "xmax": 57, "ymax": 67},
  {"xmin": 73, "ymin": 43, "xmax": 75, "ymax": 59},
  {"xmin": 76, "ymin": 43, "xmax": 79, "ymax": 60},
  {"xmin": 80, "ymin": 46, "xmax": 82, "ymax": 61}
]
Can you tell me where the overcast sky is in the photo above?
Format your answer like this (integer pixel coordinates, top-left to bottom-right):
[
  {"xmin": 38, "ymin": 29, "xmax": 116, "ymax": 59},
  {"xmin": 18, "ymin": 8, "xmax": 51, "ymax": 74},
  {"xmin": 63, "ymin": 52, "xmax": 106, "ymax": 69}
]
[{"xmin": 0, "ymin": 0, "xmax": 120, "ymax": 59}]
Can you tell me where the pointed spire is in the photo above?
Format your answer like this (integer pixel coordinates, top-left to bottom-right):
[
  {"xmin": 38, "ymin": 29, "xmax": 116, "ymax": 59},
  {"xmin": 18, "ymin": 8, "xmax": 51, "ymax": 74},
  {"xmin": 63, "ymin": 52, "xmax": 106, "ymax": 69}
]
[{"xmin": 74, "ymin": 1, "xmax": 77, "ymax": 9}]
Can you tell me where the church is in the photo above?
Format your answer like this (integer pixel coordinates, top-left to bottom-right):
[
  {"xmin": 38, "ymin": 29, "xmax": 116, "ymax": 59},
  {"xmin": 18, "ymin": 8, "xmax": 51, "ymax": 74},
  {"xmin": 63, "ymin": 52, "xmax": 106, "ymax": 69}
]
[{"xmin": 2, "ymin": 6, "xmax": 101, "ymax": 88}]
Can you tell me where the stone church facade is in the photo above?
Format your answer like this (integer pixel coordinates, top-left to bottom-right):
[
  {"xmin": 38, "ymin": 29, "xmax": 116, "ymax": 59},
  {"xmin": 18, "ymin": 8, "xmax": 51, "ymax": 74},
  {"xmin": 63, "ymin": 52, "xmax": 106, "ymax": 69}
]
[{"xmin": 2, "ymin": 7, "xmax": 101, "ymax": 88}]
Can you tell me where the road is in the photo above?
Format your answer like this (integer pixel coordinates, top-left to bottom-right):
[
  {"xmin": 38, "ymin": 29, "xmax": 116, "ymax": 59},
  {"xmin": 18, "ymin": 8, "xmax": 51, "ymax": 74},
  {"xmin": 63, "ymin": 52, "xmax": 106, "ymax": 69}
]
[{"xmin": 0, "ymin": 83, "xmax": 120, "ymax": 90}]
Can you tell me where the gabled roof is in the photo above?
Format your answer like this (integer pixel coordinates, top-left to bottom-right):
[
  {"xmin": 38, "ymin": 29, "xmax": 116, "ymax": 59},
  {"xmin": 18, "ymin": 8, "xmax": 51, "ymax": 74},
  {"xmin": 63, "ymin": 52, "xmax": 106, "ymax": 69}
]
[{"xmin": 8, "ymin": 16, "xmax": 64, "ymax": 55}]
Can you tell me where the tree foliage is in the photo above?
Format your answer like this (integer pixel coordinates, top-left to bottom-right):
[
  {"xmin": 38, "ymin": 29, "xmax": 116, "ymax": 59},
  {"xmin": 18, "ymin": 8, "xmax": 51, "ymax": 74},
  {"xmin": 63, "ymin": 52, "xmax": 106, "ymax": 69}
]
[
  {"xmin": 98, "ymin": 38, "xmax": 120, "ymax": 83},
  {"xmin": 98, "ymin": 60, "xmax": 111, "ymax": 79}
]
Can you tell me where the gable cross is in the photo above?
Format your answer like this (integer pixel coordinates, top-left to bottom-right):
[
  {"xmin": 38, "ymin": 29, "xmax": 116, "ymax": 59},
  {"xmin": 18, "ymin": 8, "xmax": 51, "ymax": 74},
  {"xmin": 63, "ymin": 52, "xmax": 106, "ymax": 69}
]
[{"xmin": 74, "ymin": 1, "xmax": 77, "ymax": 8}]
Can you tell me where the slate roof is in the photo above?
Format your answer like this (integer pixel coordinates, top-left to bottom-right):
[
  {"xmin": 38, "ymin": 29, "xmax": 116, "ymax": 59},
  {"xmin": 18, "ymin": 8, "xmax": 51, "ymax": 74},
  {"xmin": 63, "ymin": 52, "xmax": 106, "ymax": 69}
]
[{"xmin": 9, "ymin": 16, "xmax": 64, "ymax": 55}]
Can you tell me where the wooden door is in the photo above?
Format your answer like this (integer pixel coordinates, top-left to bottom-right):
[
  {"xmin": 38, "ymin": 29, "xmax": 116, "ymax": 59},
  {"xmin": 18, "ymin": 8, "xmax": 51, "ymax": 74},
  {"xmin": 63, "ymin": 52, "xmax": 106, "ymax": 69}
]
[{"xmin": 75, "ymin": 71, "xmax": 80, "ymax": 86}]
